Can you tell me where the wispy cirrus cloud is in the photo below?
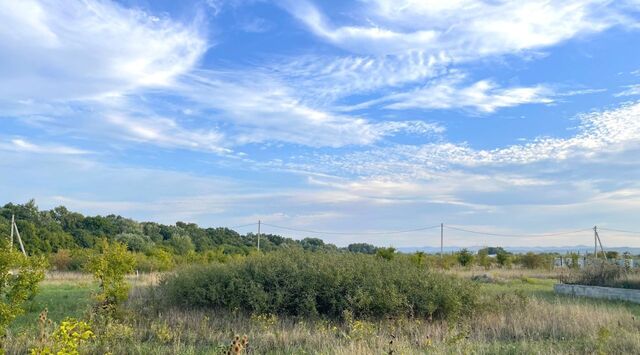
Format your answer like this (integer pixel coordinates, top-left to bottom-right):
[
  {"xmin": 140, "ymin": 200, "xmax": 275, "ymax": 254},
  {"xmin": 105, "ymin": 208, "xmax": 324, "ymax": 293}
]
[
  {"xmin": 615, "ymin": 84, "xmax": 640, "ymax": 97},
  {"xmin": 283, "ymin": 0, "xmax": 623, "ymax": 57},
  {"xmin": 353, "ymin": 73, "xmax": 554, "ymax": 113},
  {"xmin": 0, "ymin": 138, "xmax": 90, "ymax": 155},
  {"xmin": 0, "ymin": 0, "xmax": 206, "ymax": 101}
]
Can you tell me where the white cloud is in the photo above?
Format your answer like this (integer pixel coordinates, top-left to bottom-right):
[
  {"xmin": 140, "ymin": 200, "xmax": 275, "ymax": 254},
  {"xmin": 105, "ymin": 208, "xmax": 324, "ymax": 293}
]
[
  {"xmin": 615, "ymin": 84, "xmax": 640, "ymax": 97},
  {"xmin": 279, "ymin": 101, "xmax": 640, "ymax": 178},
  {"xmin": 0, "ymin": 138, "xmax": 89, "ymax": 155},
  {"xmin": 275, "ymin": 52, "xmax": 450, "ymax": 102},
  {"xmin": 381, "ymin": 73, "xmax": 553, "ymax": 112},
  {"xmin": 104, "ymin": 114, "xmax": 231, "ymax": 154},
  {"xmin": 0, "ymin": 0, "xmax": 206, "ymax": 101},
  {"xmin": 284, "ymin": 0, "xmax": 622, "ymax": 57},
  {"xmin": 172, "ymin": 71, "xmax": 443, "ymax": 148}
]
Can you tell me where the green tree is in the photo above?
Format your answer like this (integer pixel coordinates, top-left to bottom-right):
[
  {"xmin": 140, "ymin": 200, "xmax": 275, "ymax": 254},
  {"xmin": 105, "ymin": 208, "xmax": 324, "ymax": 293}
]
[
  {"xmin": 605, "ymin": 251, "xmax": 619, "ymax": 260},
  {"xmin": 376, "ymin": 247, "xmax": 396, "ymax": 261},
  {"xmin": 88, "ymin": 240, "xmax": 136, "ymax": 307},
  {"xmin": 496, "ymin": 251, "xmax": 511, "ymax": 267},
  {"xmin": 457, "ymin": 249, "xmax": 474, "ymax": 267},
  {"xmin": 347, "ymin": 243, "xmax": 378, "ymax": 254},
  {"xmin": 519, "ymin": 252, "xmax": 549, "ymax": 269},
  {"xmin": 168, "ymin": 235, "xmax": 195, "ymax": 255},
  {"xmin": 0, "ymin": 246, "xmax": 46, "ymax": 338},
  {"xmin": 477, "ymin": 249, "xmax": 491, "ymax": 269},
  {"xmin": 409, "ymin": 251, "xmax": 427, "ymax": 266}
]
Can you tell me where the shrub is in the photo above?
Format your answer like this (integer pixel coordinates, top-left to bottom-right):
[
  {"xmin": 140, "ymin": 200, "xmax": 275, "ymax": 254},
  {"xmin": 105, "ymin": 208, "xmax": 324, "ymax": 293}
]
[
  {"xmin": 30, "ymin": 318, "xmax": 94, "ymax": 355},
  {"xmin": 161, "ymin": 250, "xmax": 478, "ymax": 320},
  {"xmin": 457, "ymin": 249, "xmax": 474, "ymax": 267},
  {"xmin": 496, "ymin": 251, "xmax": 511, "ymax": 268},
  {"xmin": 375, "ymin": 247, "xmax": 396, "ymax": 261},
  {"xmin": 48, "ymin": 249, "xmax": 72, "ymax": 271},
  {"xmin": 518, "ymin": 252, "xmax": 550, "ymax": 269},
  {"xmin": 88, "ymin": 240, "xmax": 136, "ymax": 307},
  {"xmin": 0, "ymin": 247, "xmax": 46, "ymax": 338}
]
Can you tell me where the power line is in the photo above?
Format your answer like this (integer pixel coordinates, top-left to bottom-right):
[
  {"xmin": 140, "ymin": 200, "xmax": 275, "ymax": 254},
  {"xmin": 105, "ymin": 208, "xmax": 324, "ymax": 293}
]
[
  {"xmin": 598, "ymin": 227, "xmax": 640, "ymax": 235},
  {"xmin": 228, "ymin": 222, "xmax": 259, "ymax": 229},
  {"xmin": 444, "ymin": 225, "xmax": 592, "ymax": 238},
  {"xmin": 260, "ymin": 222, "xmax": 441, "ymax": 235}
]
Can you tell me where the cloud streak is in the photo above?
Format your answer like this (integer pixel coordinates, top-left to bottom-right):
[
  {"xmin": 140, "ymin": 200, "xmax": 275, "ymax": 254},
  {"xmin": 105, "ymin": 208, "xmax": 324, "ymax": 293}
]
[{"xmin": 0, "ymin": 0, "xmax": 206, "ymax": 101}]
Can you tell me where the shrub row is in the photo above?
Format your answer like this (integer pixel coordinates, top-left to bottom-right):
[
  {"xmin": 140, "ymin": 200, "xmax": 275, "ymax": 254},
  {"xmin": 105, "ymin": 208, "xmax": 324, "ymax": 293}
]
[{"xmin": 160, "ymin": 250, "xmax": 478, "ymax": 320}]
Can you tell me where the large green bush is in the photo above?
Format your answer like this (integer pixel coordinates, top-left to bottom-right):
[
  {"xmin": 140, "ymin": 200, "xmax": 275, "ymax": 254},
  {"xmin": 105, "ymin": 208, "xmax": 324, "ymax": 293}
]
[{"xmin": 160, "ymin": 250, "xmax": 478, "ymax": 320}]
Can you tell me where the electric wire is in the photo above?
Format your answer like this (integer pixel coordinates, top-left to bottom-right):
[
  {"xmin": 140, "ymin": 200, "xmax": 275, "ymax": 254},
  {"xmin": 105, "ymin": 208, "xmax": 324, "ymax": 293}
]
[
  {"xmin": 444, "ymin": 225, "xmax": 593, "ymax": 238},
  {"xmin": 598, "ymin": 227, "xmax": 640, "ymax": 235},
  {"xmin": 260, "ymin": 222, "xmax": 441, "ymax": 235}
]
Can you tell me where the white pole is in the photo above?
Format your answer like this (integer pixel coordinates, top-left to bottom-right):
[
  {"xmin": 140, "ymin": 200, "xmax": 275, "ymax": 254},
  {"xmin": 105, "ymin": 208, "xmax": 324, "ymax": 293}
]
[
  {"xmin": 257, "ymin": 220, "xmax": 261, "ymax": 252},
  {"xmin": 12, "ymin": 216, "xmax": 27, "ymax": 256},
  {"xmin": 10, "ymin": 214, "xmax": 14, "ymax": 248}
]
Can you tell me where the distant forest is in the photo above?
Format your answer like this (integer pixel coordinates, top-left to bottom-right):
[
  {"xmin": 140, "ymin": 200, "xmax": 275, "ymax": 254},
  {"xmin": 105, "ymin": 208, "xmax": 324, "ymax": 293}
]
[{"xmin": 0, "ymin": 200, "xmax": 378, "ymax": 257}]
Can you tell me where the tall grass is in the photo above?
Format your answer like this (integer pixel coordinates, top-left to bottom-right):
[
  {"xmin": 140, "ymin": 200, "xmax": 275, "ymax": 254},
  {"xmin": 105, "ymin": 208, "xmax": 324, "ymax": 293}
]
[{"xmin": 5, "ymin": 268, "xmax": 640, "ymax": 354}]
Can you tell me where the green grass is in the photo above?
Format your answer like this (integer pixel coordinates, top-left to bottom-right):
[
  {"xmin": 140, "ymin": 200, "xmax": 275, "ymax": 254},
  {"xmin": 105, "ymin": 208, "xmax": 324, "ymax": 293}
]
[
  {"xmin": 10, "ymin": 282, "xmax": 96, "ymax": 332},
  {"xmin": 6, "ymin": 272, "xmax": 640, "ymax": 354}
]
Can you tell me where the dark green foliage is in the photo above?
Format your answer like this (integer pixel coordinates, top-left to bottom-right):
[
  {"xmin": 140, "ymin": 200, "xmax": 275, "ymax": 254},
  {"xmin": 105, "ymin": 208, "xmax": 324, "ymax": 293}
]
[
  {"xmin": 347, "ymin": 243, "xmax": 378, "ymax": 254},
  {"xmin": 605, "ymin": 251, "xmax": 619, "ymax": 259},
  {"xmin": 161, "ymin": 251, "xmax": 479, "ymax": 320},
  {"xmin": 478, "ymin": 246, "xmax": 507, "ymax": 255},
  {"xmin": 517, "ymin": 252, "xmax": 552, "ymax": 269},
  {"xmin": 496, "ymin": 251, "xmax": 511, "ymax": 267},
  {"xmin": 457, "ymin": 249, "xmax": 474, "ymax": 266},
  {"xmin": 0, "ymin": 201, "xmax": 339, "ymax": 263}
]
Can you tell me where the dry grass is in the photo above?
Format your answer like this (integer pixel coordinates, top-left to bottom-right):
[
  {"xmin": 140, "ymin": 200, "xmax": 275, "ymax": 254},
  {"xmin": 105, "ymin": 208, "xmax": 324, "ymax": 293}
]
[
  {"xmin": 446, "ymin": 266, "xmax": 564, "ymax": 281},
  {"xmin": 42, "ymin": 271, "xmax": 162, "ymax": 286},
  {"xmin": 6, "ymin": 270, "xmax": 640, "ymax": 354}
]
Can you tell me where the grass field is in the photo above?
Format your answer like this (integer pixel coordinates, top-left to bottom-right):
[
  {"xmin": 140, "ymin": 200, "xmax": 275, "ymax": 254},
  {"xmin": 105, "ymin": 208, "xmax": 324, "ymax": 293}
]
[{"xmin": 5, "ymin": 268, "xmax": 640, "ymax": 354}]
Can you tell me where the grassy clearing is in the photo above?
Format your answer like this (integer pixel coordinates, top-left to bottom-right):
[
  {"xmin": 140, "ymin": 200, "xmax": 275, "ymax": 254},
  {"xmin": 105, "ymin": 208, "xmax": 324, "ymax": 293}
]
[{"xmin": 4, "ymin": 271, "xmax": 640, "ymax": 354}]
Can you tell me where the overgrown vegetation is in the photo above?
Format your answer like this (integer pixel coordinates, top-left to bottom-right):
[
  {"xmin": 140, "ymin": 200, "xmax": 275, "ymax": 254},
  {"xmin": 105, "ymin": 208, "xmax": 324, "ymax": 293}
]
[
  {"xmin": 564, "ymin": 261, "xmax": 640, "ymax": 289},
  {"xmin": 161, "ymin": 250, "xmax": 479, "ymax": 320},
  {"xmin": 0, "ymin": 244, "xmax": 46, "ymax": 344},
  {"xmin": 3, "ymin": 270, "xmax": 640, "ymax": 354}
]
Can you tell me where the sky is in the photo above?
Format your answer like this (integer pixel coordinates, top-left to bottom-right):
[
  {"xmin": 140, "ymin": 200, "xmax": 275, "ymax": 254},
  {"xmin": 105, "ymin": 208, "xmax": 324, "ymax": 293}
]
[{"xmin": 1, "ymin": 0, "xmax": 640, "ymax": 248}]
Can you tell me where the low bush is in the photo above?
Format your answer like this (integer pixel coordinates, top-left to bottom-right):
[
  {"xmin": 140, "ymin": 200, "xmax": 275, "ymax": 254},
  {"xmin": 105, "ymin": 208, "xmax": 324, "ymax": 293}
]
[{"xmin": 160, "ymin": 250, "xmax": 478, "ymax": 320}]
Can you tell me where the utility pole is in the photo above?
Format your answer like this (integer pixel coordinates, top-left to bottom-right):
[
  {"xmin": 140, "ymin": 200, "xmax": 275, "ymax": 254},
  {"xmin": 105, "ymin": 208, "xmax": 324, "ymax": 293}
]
[
  {"xmin": 594, "ymin": 226, "xmax": 606, "ymax": 260},
  {"xmin": 257, "ymin": 220, "xmax": 261, "ymax": 252},
  {"xmin": 10, "ymin": 215, "xmax": 27, "ymax": 256},
  {"xmin": 10, "ymin": 214, "xmax": 14, "ymax": 248},
  {"xmin": 594, "ymin": 226, "xmax": 598, "ymax": 259},
  {"xmin": 440, "ymin": 223, "xmax": 444, "ymax": 260}
]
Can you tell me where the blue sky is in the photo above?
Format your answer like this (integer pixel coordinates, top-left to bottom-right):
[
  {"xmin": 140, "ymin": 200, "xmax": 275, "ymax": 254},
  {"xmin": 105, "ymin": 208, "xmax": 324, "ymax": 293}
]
[{"xmin": 1, "ymin": 0, "xmax": 640, "ymax": 247}]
